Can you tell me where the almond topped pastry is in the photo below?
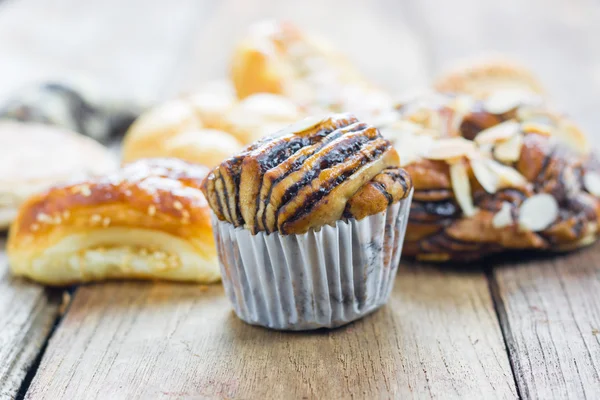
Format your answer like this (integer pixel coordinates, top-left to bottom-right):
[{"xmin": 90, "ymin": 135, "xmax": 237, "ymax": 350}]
[
  {"xmin": 382, "ymin": 91, "xmax": 600, "ymax": 262},
  {"xmin": 202, "ymin": 114, "xmax": 414, "ymax": 330}
]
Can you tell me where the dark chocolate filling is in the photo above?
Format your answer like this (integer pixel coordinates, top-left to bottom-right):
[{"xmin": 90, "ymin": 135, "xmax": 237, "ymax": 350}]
[{"xmin": 278, "ymin": 143, "xmax": 389, "ymax": 232}]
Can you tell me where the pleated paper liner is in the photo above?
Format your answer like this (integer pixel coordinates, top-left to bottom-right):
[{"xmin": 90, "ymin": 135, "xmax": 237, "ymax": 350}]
[{"xmin": 212, "ymin": 190, "xmax": 413, "ymax": 330}]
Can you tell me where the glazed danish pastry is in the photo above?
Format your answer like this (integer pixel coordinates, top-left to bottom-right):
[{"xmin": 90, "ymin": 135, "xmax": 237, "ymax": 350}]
[
  {"xmin": 202, "ymin": 113, "xmax": 412, "ymax": 234},
  {"xmin": 383, "ymin": 92, "xmax": 600, "ymax": 261},
  {"xmin": 8, "ymin": 158, "xmax": 219, "ymax": 285}
]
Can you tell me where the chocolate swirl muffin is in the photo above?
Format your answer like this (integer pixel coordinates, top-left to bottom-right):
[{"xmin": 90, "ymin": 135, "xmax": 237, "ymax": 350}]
[{"xmin": 202, "ymin": 114, "xmax": 413, "ymax": 330}]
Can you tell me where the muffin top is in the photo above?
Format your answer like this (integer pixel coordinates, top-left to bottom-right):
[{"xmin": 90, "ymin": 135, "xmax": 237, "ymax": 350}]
[{"xmin": 201, "ymin": 113, "xmax": 413, "ymax": 234}]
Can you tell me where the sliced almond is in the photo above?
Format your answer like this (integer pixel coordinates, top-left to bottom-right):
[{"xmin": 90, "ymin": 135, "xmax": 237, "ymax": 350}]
[
  {"xmin": 425, "ymin": 137, "xmax": 476, "ymax": 161},
  {"xmin": 475, "ymin": 121, "xmax": 521, "ymax": 145},
  {"xmin": 486, "ymin": 160, "xmax": 528, "ymax": 188},
  {"xmin": 471, "ymin": 158, "xmax": 499, "ymax": 193},
  {"xmin": 494, "ymin": 132, "xmax": 524, "ymax": 163},
  {"xmin": 492, "ymin": 202, "xmax": 514, "ymax": 228},
  {"xmin": 450, "ymin": 161, "xmax": 478, "ymax": 217},
  {"xmin": 583, "ymin": 172, "xmax": 600, "ymax": 196},
  {"xmin": 520, "ymin": 121, "xmax": 553, "ymax": 137},
  {"xmin": 483, "ymin": 89, "xmax": 535, "ymax": 115},
  {"xmin": 282, "ymin": 115, "xmax": 326, "ymax": 135},
  {"xmin": 518, "ymin": 193, "xmax": 559, "ymax": 232}
]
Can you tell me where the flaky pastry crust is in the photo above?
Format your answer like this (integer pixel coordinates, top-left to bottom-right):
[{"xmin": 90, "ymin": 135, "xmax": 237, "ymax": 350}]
[{"xmin": 8, "ymin": 158, "xmax": 219, "ymax": 285}]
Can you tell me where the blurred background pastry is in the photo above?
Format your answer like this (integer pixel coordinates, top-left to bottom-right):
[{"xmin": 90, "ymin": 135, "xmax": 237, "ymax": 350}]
[
  {"xmin": 0, "ymin": 79, "xmax": 144, "ymax": 142},
  {"xmin": 122, "ymin": 91, "xmax": 302, "ymax": 165},
  {"xmin": 230, "ymin": 20, "xmax": 394, "ymax": 120},
  {"xmin": 8, "ymin": 158, "xmax": 219, "ymax": 285},
  {"xmin": 0, "ymin": 121, "xmax": 117, "ymax": 229}
]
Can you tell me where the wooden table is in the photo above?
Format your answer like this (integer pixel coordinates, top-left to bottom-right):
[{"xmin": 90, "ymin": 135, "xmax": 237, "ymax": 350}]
[{"xmin": 1, "ymin": 0, "xmax": 600, "ymax": 398}]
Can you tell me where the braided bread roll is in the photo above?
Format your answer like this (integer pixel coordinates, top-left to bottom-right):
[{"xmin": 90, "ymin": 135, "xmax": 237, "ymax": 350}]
[{"xmin": 383, "ymin": 92, "xmax": 600, "ymax": 261}]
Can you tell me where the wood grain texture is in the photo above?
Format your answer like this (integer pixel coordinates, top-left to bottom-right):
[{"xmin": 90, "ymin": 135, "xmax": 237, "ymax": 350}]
[
  {"xmin": 25, "ymin": 266, "xmax": 516, "ymax": 399},
  {"xmin": 0, "ymin": 240, "xmax": 61, "ymax": 399},
  {"xmin": 492, "ymin": 245, "xmax": 600, "ymax": 399}
]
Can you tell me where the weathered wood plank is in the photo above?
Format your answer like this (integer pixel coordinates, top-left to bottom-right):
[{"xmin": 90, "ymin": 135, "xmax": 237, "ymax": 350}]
[
  {"xmin": 492, "ymin": 245, "xmax": 600, "ymax": 399},
  {"xmin": 25, "ymin": 266, "xmax": 517, "ymax": 399},
  {"xmin": 0, "ymin": 240, "xmax": 61, "ymax": 399}
]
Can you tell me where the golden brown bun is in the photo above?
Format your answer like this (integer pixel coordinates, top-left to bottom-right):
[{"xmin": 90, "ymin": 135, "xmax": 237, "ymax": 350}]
[
  {"xmin": 157, "ymin": 129, "xmax": 243, "ymax": 168},
  {"xmin": 202, "ymin": 114, "xmax": 412, "ymax": 235},
  {"xmin": 221, "ymin": 93, "xmax": 303, "ymax": 144},
  {"xmin": 382, "ymin": 92, "xmax": 600, "ymax": 261},
  {"xmin": 184, "ymin": 80, "xmax": 237, "ymax": 129},
  {"xmin": 122, "ymin": 99, "xmax": 202, "ymax": 162},
  {"xmin": 0, "ymin": 122, "xmax": 117, "ymax": 229},
  {"xmin": 434, "ymin": 56, "xmax": 546, "ymax": 97},
  {"xmin": 230, "ymin": 20, "xmax": 393, "ymax": 118},
  {"xmin": 8, "ymin": 158, "xmax": 219, "ymax": 285}
]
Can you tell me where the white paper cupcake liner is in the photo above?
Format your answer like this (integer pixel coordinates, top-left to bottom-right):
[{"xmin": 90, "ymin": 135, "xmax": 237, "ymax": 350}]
[{"xmin": 212, "ymin": 190, "xmax": 413, "ymax": 330}]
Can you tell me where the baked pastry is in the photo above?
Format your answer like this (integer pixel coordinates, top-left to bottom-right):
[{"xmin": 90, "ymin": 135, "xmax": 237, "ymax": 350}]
[
  {"xmin": 202, "ymin": 114, "xmax": 414, "ymax": 330},
  {"xmin": 220, "ymin": 93, "xmax": 303, "ymax": 144},
  {"xmin": 432, "ymin": 57, "xmax": 589, "ymax": 155},
  {"xmin": 122, "ymin": 98, "xmax": 204, "ymax": 162},
  {"xmin": 122, "ymin": 89, "xmax": 301, "ymax": 164},
  {"xmin": 0, "ymin": 80, "xmax": 142, "ymax": 142},
  {"xmin": 230, "ymin": 20, "xmax": 393, "ymax": 119},
  {"xmin": 0, "ymin": 122, "xmax": 117, "ymax": 229},
  {"xmin": 8, "ymin": 158, "xmax": 219, "ymax": 285},
  {"xmin": 434, "ymin": 56, "xmax": 546, "ymax": 98},
  {"xmin": 382, "ymin": 93, "xmax": 600, "ymax": 261},
  {"xmin": 157, "ymin": 129, "xmax": 243, "ymax": 168}
]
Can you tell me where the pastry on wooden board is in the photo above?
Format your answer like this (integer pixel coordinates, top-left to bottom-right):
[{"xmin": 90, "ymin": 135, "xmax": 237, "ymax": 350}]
[
  {"xmin": 202, "ymin": 114, "xmax": 413, "ymax": 330},
  {"xmin": 8, "ymin": 158, "xmax": 219, "ymax": 285},
  {"xmin": 381, "ymin": 91, "xmax": 600, "ymax": 262},
  {"xmin": 0, "ymin": 122, "xmax": 117, "ymax": 229},
  {"xmin": 230, "ymin": 20, "xmax": 393, "ymax": 119}
]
